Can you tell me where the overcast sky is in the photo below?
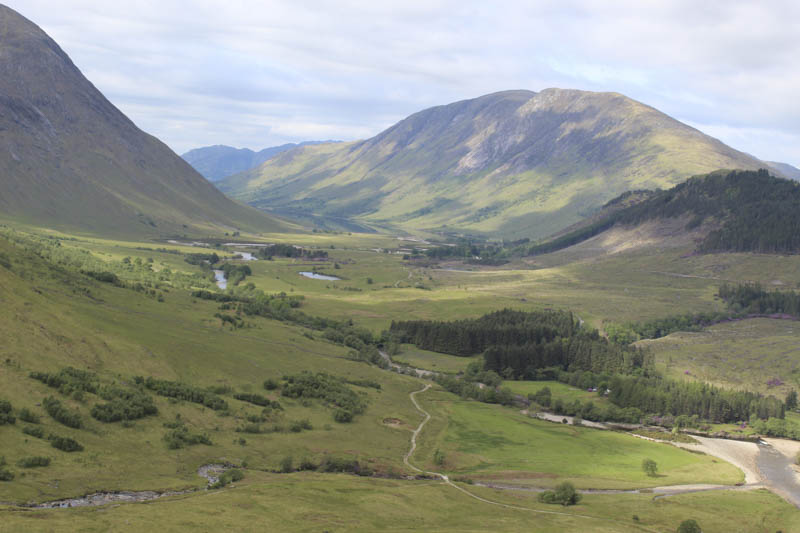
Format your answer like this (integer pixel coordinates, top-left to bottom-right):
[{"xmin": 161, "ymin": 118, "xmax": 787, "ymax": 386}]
[{"xmin": 8, "ymin": 0, "xmax": 800, "ymax": 165}]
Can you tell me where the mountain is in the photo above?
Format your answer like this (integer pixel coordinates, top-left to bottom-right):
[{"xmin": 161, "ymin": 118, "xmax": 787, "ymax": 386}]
[
  {"xmin": 767, "ymin": 161, "xmax": 800, "ymax": 181},
  {"xmin": 0, "ymin": 5, "xmax": 292, "ymax": 237},
  {"xmin": 220, "ymin": 89, "xmax": 766, "ymax": 239},
  {"xmin": 182, "ymin": 142, "xmax": 337, "ymax": 182},
  {"xmin": 527, "ymin": 169, "xmax": 800, "ymax": 257}
]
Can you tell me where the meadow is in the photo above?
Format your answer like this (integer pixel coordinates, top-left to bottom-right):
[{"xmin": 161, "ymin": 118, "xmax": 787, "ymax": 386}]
[{"xmin": 2, "ymin": 225, "xmax": 800, "ymax": 529}]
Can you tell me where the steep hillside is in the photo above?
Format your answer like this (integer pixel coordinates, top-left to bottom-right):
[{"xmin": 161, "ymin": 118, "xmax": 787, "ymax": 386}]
[
  {"xmin": 528, "ymin": 169, "xmax": 800, "ymax": 257},
  {"xmin": 182, "ymin": 142, "xmax": 335, "ymax": 182},
  {"xmin": 0, "ymin": 6, "xmax": 292, "ymax": 237},
  {"xmin": 221, "ymin": 89, "xmax": 765, "ymax": 239}
]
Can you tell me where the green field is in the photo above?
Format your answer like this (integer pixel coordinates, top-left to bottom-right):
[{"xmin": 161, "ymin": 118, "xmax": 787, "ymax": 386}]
[
  {"xmin": 504, "ymin": 380, "xmax": 610, "ymax": 407},
  {"xmin": 412, "ymin": 391, "xmax": 741, "ymax": 489},
  {"xmin": 392, "ymin": 345, "xmax": 478, "ymax": 373},
  {"xmin": 3, "ymin": 472, "xmax": 800, "ymax": 533},
  {"xmin": 2, "ymin": 225, "xmax": 800, "ymax": 529}
]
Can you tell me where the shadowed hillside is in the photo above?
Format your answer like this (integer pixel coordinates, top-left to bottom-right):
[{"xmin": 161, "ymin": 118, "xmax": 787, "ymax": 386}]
[{"xmin": 0, "ymin": 5, "xmax": 292, "ymax": 237}]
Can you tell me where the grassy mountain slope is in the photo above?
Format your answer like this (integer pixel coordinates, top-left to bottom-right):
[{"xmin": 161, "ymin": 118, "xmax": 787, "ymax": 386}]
[
  {"xmin": 0, "ymin": 6, "xmax": 292, "ymax": 238},
  {"xmin": 221, "ymin": 89, "xmax": 765, "ymax": 239},
  {"xmin": 182, "ymin": 142, "xmax": 335, "ymax": 182}
]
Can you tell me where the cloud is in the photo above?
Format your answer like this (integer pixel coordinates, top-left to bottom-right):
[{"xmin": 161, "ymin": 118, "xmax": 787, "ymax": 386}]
[{"xmin": 5, "ymin": 0, "xmax": 799, "ymax": 166}]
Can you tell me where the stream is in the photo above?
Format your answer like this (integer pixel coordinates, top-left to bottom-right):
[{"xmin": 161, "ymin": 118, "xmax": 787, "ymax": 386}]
[
  {"xmin": 4, "ymin": 465, "xmax": 233, "ymax": 509},
  {"xmin": 757, "ymin": 441, "xmax": 800, "ymax": 506}
]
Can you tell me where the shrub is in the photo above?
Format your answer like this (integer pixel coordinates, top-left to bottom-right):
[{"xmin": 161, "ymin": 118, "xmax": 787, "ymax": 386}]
[
  {"xmin": 49, "ymin": 435, "xmax": 83, "ymax": 452},
  {"xmin": 0, "ymin": 460, "xmax": 13, "ymax": 481},
  {"xmin": 288, "ymin": 419, "xmax": 313, "ymax": 433},
  {"xmin": 263, "ymin": 379, "xmax": 278, "ymax": 391},
  {"xmin": 333, "ymin": 409, "xmax": 353, "ymax": 423},
  {"xmin": 43, "ymin": 396, "xmax": 82, "ymax": 429},
  {"xmin": 298, "ymin": 457, "xmax": 318, "ymax": 471},
  {"xmin": 163, "ymin": 427, "xmax": 212, "ymax": 449},
  {"xmin": 141, "ymin": 377, "xmax": 228, "ymax": 411},
  {"xmin": 22, "ymin": 425, "xmax": 45, "ymax": 439},
  {"xmin": 17, "ymin": 456, "xmax": 51, "ymax": 468},
  {"xmin": 0, "ymin": 399, "xmax": 14, "ymax": 425},
  {"xmin": 537, "ymin": 482, "xmax": 582, "ymax": 506},
  {"xmin": 281, "ymin": 373, "xmax": 367, "ymax": 422},
  {"xmin": 210, "ymin": 469, "xmax": 244, "ymax": 489},
  {"xmin": 91, "ymin": 388, "xmax": 158, "ymax": 422},
  {"xmin": 279, "ymin": 456, "xmax": 294, "ymax": 473},
  {"xmin": 30, "ymin": 367, "xmax": 99, "ymax": 396},
  {"xmin": 234, "ymin": 393, "xmax": 281, "ymax": 409},
  {"xmin": 18, "ymin": 408, "xmax": 40, "ymax": 424},
  {"xmin": 318, "ymin": 455, "xmax": 361, "ymax": 474},
  {"xmin": 677, "ymin": 519, "xmax": 702, "ymax": 533},
  {"xmin": 433, "ymin": 449, "xmax": 445, "ymax": 466}
]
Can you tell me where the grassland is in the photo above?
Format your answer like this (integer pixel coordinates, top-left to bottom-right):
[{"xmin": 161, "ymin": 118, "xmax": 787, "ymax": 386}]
[
  {"xmin": 643, "ymin": 318, "xmax": 800, "ymax": 396},
  {"xmin": 392, "ymin": 345, "xmax": 478, "ymax": 374},
  {"xmin": 410, "ymin": 390, "xmax": 741, "ymax": 490},
  {"xmin": 2, "ymin": 225, "xmax": 800, "ymax": 529},
  {"xmin": 3, "ymin": 470, "xmax": 798, "ymax": 532},
  {"xmin": 504, "ymin": 380, "xmax": 610, "ymax": 407}
]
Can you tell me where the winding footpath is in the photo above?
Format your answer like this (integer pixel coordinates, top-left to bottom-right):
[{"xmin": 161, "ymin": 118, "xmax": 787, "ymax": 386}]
[{"xmin": 402, "ymin": 384, "xmax": 661, "ymax": 531}]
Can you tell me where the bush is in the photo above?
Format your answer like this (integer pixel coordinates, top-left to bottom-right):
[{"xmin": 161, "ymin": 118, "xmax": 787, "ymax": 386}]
[
  {"xmin": 91, "ymin": 388, "xmax": 158, "ymax": 422},
  {"xmin": 642, "ymin": 458, "xmax": 658, "ymax": 477},
  {"xmin": 141, "ymin": 377, "xmax": 228, "ymax": 411},
  {"xmin": 318, "ymin": 455, "xmax": 361, "ymax": 474},
  {"xmin": 49, "ymin": 435, "xmax": 83, "ymax": 452},
  {"xmin": 43, "ymin": 396, "xmax": 82, "ymax": 429},
  {"xmin": 210, "ymin": 468, "xmax": 244, "ymax": 489},
  {"xmin": 333, "ymin": 409, "xmax": 354, "ymax": 423},
  {"xmin": 0, "ymin": 399, "xmax": 14, "ymax": 425},
  {"xmin": 17, "ymin": 456, "xmax": 51, "ymax": 468},
  {"xmin": 18, "ymin": 408, "xmax": 40, "ymax": 424},
  {"xmin": 537, "ymin": 482, "xmax": 582, "ymax": 506},
  {"xmin": 30, "ymin": 367, "xmax": 99, "ymax": 396},
  {"xmin": 279, "ymin": 456, "xmax": 294, "ymax": 473},
  {"xmin": 677, "ymin": 519, "xmax": 702, "ymax": 533},
  {"xmin": 282, "ymin": 372, "xmax": 367, "ymax": 422},
  {"xmin": 0, "ymin": 456, "xmax": 12, "ymax": 481},
  {"xmin": 163, "ymin": 427, "xmax": 212, "ymax": 449},
  {"xmin": 22, "ymin": 425, "xmax": 45, "ymax": 439},
  {"xmin": 234, "ymin": 393, "xmax": 281, "ymax": 409},
  {"xmin": 263, "ymin": 379, "xmax": 279, "ymax": 391},
  {"xmin": 289, "ymin": 419, "xmax": 313, "ymax": 432}
]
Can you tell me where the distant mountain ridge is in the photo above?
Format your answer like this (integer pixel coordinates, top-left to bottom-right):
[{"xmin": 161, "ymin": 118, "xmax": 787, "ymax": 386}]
[
  {"xmin": 221, "ymin": 89, "xmax": 769, "ymax": 239},
  {"xmin": 182, "ymin": 142, "xmax": 338, "ymax": 182},
  {"xmin": 0, "ymin": 5, "xmax": 291, "ymax": 237},
  {"xmin": 767, "ymin": 161, "xmax": 800, "ymax": 181}
]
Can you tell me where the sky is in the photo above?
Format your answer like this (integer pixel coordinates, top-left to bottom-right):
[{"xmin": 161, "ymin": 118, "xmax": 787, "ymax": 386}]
[{"xmin": 7, "ymin": 0, "xmax": 800, "ymax": 165}]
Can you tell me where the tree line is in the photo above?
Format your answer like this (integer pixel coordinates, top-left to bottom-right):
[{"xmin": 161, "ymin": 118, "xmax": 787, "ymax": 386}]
[
  {"xmin": 607, "ymin": 374, "xmax": 784, "ymax": 423},
  {"xmin": 255, "ymin": 244, "xmax": 328, "ymax": 260},
  {"xmin": 389, "ymin": 309, "xmax": 578, "ymax": 356}
]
